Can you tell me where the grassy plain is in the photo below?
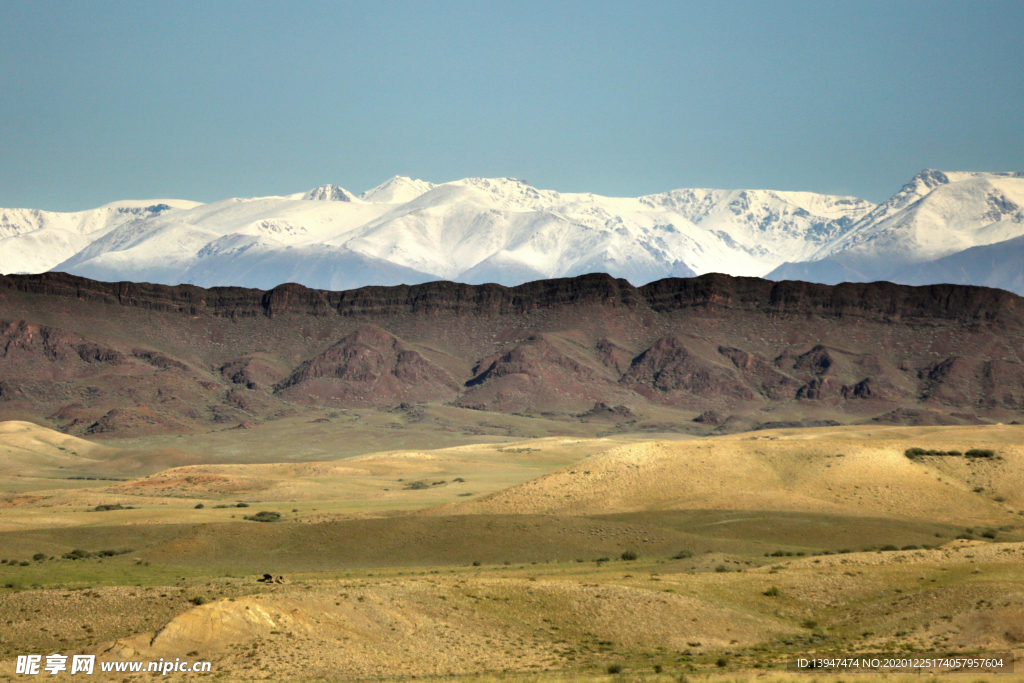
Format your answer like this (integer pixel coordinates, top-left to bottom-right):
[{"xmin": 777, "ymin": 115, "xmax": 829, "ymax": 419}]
[{"xmin": 0, "ymin": 418, "xmax": 1022, "ymax": 682}]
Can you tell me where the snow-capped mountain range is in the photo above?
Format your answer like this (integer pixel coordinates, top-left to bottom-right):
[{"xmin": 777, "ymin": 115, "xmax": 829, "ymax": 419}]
[{"xmin": 1, "ymin": 170, "xmax": 1022, "ymax": 294}]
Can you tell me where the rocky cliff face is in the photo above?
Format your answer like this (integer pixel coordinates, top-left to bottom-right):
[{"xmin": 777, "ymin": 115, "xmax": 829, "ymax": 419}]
[
  {"xmin": 1, "ymin": 272, "xmax": 1022, "ymax": 436},
  {"xmin": 2, "ymin": 270, "xmax": 1020, "ymax": 325}
]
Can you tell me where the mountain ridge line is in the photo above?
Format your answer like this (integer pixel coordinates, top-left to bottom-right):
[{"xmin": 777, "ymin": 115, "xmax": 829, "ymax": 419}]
[{"xmin": 1, "ymin": 270, "xmax": 1021, "ymax": 325}]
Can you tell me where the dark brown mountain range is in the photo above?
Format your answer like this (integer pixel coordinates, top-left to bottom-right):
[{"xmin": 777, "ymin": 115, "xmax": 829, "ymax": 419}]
[{"xmin": 1, "ymin": 271, "xmax": 1022, "ymax": 437}]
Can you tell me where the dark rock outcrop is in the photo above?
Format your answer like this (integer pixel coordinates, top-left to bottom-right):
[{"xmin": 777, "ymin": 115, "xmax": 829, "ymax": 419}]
[
  {"xmin": 276, "ymin": 325, "xmax": 459, "ymax": 405},
  {"xmin": 1, "ymin": 271, "xmax": 1023, "ymax": 434}
]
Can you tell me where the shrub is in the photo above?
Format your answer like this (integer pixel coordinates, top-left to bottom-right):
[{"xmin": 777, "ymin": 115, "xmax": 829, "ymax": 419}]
[
  {"xmin": 802, "ymin": 619, "xmax": 818, "ymax": 629},
  {"xmin": 673, "ymin": 550, "xmax": 693, "ymax": 559},
  {"xmin": 763, "ymin": 586, "xmax": 780, "ymax": 597},
  {"xmin": 716, "ymin": 657, "xmax": 728, "ymax": 668},
  {"xmin": 243, "ymin": 511, "xmax": 281, "ymax": 523},
  {"xmin": 190, "ymin": 596, "xmax": 207, "ymax": 606},
  {"xmin": 472, "ymin": 561, "xmax": 482, "ymax": 566},
  {"xmin": 607, "ymin": 665, "xmax": 622, "ymax": 674},
  {"xmin": 194, "ymin": 503, "xmax": 205, "ymax": 509},
  {"xmin": 62, "ymin": 549, "xmax": 91, "ymax": 560},
  {"xmin": 901, "ymin": 545, "xmax": 919, "ymax": 550},
  {"xmin": 621, "ymin": 550, "xmax": 638, "ymax": 561},
  {"xmin": 92, "ymin": 504, "xmax": 132, "ymax": 512},
  {"xmin": 880, "ymin": 545, "xmax": 899, "ymax": 551},
  {"xmin": 966, "ymin": 449, "xmax": 995, "ymax": 458},
  {"xmin": 18, "ymin": 561, "xmax": 29, "ymax": 567},
  {"xmin": 981, "ymin": 530, "xmax": 997, "ymax": 539},
  {"xmin": 905, "ymin": 448, "xmax": 971, "ymax": 458},
  {"xmin": 235, "ymin": 503, "xmax": 249, "ymax": 508},
  {"xmin": 32, "ymin": 553, "xmax": 46, "ymax": 561},
  {"xmin": 714, "ymin": 565, "xmax": 728, "ymax": 573}
]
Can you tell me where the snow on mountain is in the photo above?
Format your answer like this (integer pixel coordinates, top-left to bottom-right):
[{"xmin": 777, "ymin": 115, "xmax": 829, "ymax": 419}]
[
  {"xmin": 3, "ymin": 178, "xmax": 878, "ymax": 288},
  {"xmin": 359, "ymin": 176, "xmax": 436, "ymax": 204},
  {"xmin": 336, "ymin": 178, "xmax": 874, "ymax": 284},
  {"xmin": 640, "ymin": 188, "xmax": 875, "ymax": 270},
  {"xmin": 768, "ymin": 170, "xmax": 1024, "ymax": 283},
  {"xmin": 895, "ymin": 234, "xmax": 1024, "ymax": 295},
  {"xmin": 0, "ymin": 199, "xmax": 196, "ymax": 240},
  {"xmin": 52, "ymin": 192, "xmax": 396, "ymax": 286},
  {"xmin": 181, "ymin": 241, "xmax": 436, "ymax": 291},
  {"xmin": 0, "ymin": 199, "xmax": 198, "ymax": 274},
  {"xmin": 9, "ymin": 172, "xmax": 1021, "ymax": 294},
  {"xmin": 301, "ymin": 184, "xmax": 360, "ymax": 202},
  {"xmin": 0, "ymin": 229, "xmax": 93, "ymax": 275}
]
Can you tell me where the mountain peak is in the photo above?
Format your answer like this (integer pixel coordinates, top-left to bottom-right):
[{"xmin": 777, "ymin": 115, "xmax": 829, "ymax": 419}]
[
  {"xmin": 359, "ymin": 176, "xmax": 436, "ymax": 204},
  {"xmin": 301, "ymin": 184, "xmax": 359, "ymax": 202}
]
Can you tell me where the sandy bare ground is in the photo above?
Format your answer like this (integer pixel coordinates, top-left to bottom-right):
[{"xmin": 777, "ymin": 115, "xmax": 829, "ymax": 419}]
[
  {"xmin": 2, "ymin": 422, "xmax": 1024, "ymax": 681},
  {"xmin": 434, "ymin": 425, "xmax": 1024, "ymax": 525}
]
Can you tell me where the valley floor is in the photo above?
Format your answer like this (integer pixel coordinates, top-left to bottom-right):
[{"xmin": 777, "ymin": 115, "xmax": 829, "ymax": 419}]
[{"xmin": 0, "ymin": 422, "xmax": 1022, "ymax": 682}]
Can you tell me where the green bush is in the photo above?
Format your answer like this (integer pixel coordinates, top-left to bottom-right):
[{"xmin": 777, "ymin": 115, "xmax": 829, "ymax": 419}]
[
  {"xmin": 905, "ymin": 447, "xmax": 981, "ymax": 458},
  {"xmin": 607, "ymin": 665, "xmax": 622, "ymax": 674},
  {"xmin": 714, "ymin": 564, "xmax": 728, "ymax": 573},
  {"xmin": 763, "ymin": 586, "xmax": 780, "ymax": 597},
  {"xmin": 672, "ymin": 550, "xmax": 693, "ymax": 559},
  {"xmin": 620, "ymin": 550, "xmax": 638, "ymax": 561},
  {"xmin": 92, "ymin": 504, "xmax": 132, "ymax": 512},
  {"xmin": 242, "ymin": 511, "xmax": 281, "ymax": 523},
  {"xmin": 62, "ymin": 549, "xmax": 91, "ymax": 560},
  {"xmin": 32, "ymin": 553, "xmax": 46, "ymax": 561},
  {"xmin": 190, "ymin": 596, "xmax": 207, "ymax": 606}
]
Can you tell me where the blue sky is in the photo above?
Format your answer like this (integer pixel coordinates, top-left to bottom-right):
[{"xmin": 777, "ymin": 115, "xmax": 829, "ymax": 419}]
[{"xmin": 1, "ymin": 0, "xmax": 1022, "ymax": 211}]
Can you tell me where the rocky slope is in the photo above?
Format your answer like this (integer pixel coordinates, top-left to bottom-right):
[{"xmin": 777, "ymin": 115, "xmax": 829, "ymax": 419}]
[{"xmin": 1, "ymin": 271, "xmax": 1022, "ymax": 437}]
